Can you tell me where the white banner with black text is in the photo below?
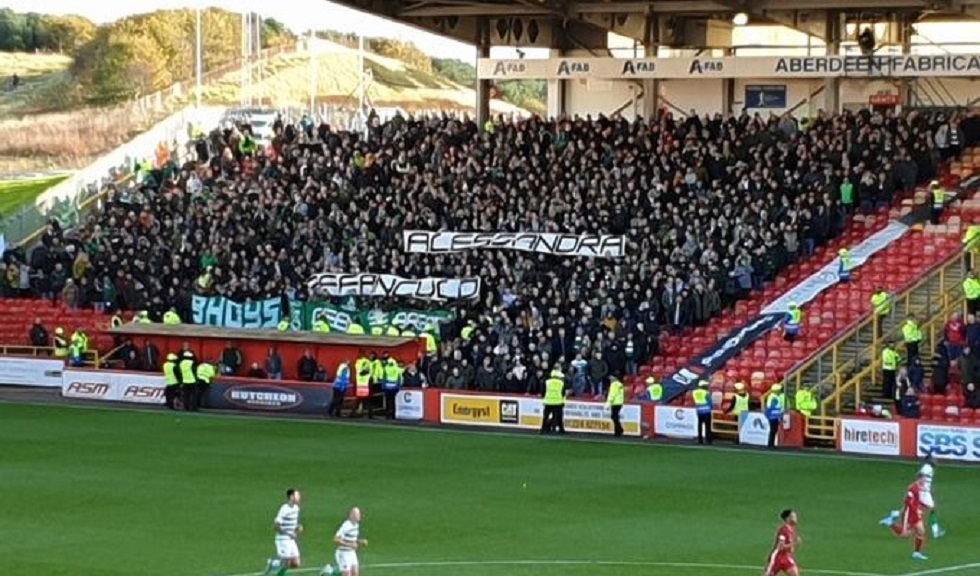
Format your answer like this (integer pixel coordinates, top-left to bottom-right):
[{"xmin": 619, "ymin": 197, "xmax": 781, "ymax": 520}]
[
  {"xmin": 307, "ymin": 273, "xmax": 480, "ymax": 301},
  {"xmin": 403, "ymin": 231, "xmax": 626, "ymax": 258}
]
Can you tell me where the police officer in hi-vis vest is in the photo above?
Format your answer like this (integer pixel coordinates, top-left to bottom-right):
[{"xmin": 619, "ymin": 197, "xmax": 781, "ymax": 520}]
[
  {"xmin": 765, "ymin": 384, "xmax": 786, "ymax": 449},
  {"xmin": 354, "ymin": 355, "xmax": 373, "ymax": 418},
  {"xmin": 692, "ymin": 380, "xmax": 713, "ymax": 445},
  {"xmin": 328, "ymin": 360, "xmax": 351, "ymax": 418},
  {"xmin": 162, "ymin": 353, "xmax": 180, "ymax": 410},
  {"xmin": 541, "ymin": 369, "xmax": 568, "ymax": 435},
  {"xmin": 178, "ymin": 350, "xmax": 198, "ymax": 411}
]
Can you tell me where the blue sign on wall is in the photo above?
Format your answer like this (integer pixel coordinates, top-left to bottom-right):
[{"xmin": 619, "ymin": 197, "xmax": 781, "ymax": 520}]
[{"xmin": 745, "ymin": 85, "xmax": 787, "ymax": 109}]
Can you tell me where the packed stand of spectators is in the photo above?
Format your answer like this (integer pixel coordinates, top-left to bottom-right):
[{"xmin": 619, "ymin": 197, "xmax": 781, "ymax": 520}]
[{"xmin": 3, "ymin": 107, "xmax": 978, "ymax": 398}]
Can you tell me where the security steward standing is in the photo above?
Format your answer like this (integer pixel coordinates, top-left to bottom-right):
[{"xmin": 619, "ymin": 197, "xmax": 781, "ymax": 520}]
[
  {"xmin": 725, "ymin": 382, "xmax": 750, "ymax": 417},
  {"xmin": 541, "ymin": 369, "xmax": 568, "ymax": 435},
  {"xmin": 765, "ymin": 384, "xmax": 786, "ymax": 449},
  {"xmin": 354, "ymin": 354, "xmax": 373, "ymax": 418},
  {"xmin": 870, "ymin": 287, "xmax": 892, "ymax": 337},
  {"xmin": 838, "ymin": 248, "xmax": 853, "ymax": 283},
  {"xmin": 328, "ymin": 360, "xmax": 350, "ymax": 417},
  {"xmin": 162, "ymin": 353, "xmax": 181, "ymax": 410},
  {"xmin": 53, "ymin": 327, "xmax": 69, "ymax": 358},
  {"xmin": 964, "ymin": 270, "xmax": 980, "ymax": 316},
  {"xmin": 606, "ymin": 375, "xmax": 626, "ymax": 437},
  {"xmin": 195, "ymin": 361, "xmax": 216, "ymax": 409},
  {"xmin": 645, "ymin": 376, "xmax": 663, "ymax": 402},
  {"xmin": 903, "ymin": 314, "xmax": 923, "ymax": 362},
  {"xmin": 381, "ymin": 357, "xmax": 402, "ymax": 420},
  {"xmin": 881, "ymin": 340, "xmax": 901, "ymax": 401},
  {"xmin": 930, "ymin": 179, "xmax": 945, "ymax": 225},
  {"xmin": 693, "ymin": 380, "xmax": 713, "ymax": 445},
  {"xmin": 178, "ymin": 350, "xmax": 198, "ymax": 411}
]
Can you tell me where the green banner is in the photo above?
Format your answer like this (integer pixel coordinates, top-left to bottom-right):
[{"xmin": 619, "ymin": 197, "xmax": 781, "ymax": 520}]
[{"xmin": 298, "ymin": 301, "xmax": 452, "ymax": 337}]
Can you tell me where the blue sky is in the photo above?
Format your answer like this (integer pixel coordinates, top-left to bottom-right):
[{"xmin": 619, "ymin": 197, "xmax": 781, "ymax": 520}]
[{"xmin": 0, "ymin": 0, "xmax": 483, "ymax": 60}]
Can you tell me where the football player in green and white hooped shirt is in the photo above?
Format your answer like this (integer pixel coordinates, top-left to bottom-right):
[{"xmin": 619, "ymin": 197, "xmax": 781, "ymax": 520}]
[
  {"xmin": 321, "ymin": 507, "xmax": 368, "ymax": 576},
  {"xmin": 264, "ymin": 489, "xmax": 303, "ymax": 576}
]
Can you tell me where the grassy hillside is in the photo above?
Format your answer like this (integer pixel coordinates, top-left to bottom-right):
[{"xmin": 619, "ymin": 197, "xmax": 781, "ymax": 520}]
[
  {"xmin": 0, "ymin": 52, "xmax": 72, "ymax": 117},
  {"xmin": 199, "ymin": 40, "xmax": 526, "ymax": 115},
  {"xmin": 0, "ymin": 42, "xmax": 528, "ymax": 176}
]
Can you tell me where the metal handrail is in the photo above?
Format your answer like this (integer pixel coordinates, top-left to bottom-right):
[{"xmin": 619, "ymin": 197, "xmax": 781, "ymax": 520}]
[
  {"xmin": 785, "ymin": 239, "xmax": 963, "ymax": 398},
  {"xmin": 0, "ymin": 345, "xmax": 101, "ymax": 367},
  {"xmin": 817, "ymin": 247, "xmax": 969, "ymax": 415}
]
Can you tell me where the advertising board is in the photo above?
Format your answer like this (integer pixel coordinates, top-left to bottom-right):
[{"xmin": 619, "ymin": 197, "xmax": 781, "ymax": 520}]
[
  {"xmin": 917, "ymin": 424, "xmax": 980, "ymax": 462},
  {"xmin": 206, "ymin": 380, "xmax": 332, "ymax": 414},
  {"xmin": 0, "ymin": 357, "xmax": 64, "ymax": 388},
  {"xmin": 653, "ymin": 406, "xmax": 698, "ymax": 439},
  {"xmin": 840, "ymin": 419, "xmax": 901, "ymax": 456},
  {"xmin": 395, "ymin": 390, "xmax": 425, "ymax": 421},
  {"xmin": 440, "ymin": 393, "xmax": 641, "ymax": 436},
  {"xmin": 61, "ymin": 370, "xmax": 165, "ymax": 404},
  {"xmin": 738, "ymin": 412, "xmax": 773, "ymax": 447}
]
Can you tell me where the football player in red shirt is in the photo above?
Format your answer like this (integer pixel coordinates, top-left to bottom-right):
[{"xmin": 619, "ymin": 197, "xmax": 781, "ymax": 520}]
[
  {"xmin": 880, "ymin": 474, "xmax": 928, "ymax": 560},
  {"xmin": 764, "ymin": 509, "xmax": 801, "ymax": 576}
]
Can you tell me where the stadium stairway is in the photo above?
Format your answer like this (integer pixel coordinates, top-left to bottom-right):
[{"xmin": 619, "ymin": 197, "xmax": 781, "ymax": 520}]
[
  {"xmin": 634, "ymin": 147, "xmax": 978, "ymax": 404},
  {"xmin": 712, "ymin": 175, "xmax": 980, "ymax": 417},
  {"xmin": 0, "ymin": 299, "xmax": 113, "ymax": 352}
]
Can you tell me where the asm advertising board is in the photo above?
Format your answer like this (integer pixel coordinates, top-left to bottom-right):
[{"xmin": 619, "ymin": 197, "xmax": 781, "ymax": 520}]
[
  {"xmin": 61, "ymin": 369, "xmax": 166, "ymax": 404},
  {"xmin": 440, "ymin": 393, "xmax": 642, "ymax": 436}
]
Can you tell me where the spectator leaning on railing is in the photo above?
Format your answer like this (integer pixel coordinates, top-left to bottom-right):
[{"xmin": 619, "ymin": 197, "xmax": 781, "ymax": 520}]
[{"xmin": 2, "ymin": 107, "xmax": 957, "ymax": 392}]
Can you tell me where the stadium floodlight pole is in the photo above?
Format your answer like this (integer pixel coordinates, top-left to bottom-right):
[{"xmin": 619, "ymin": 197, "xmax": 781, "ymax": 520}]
[
  {"xmin": 254, "ymin": 10, "xmax": 262, "ymax": 105},
  {"xmin": 358, "ymin": 32, "xmax": 365, "ymax": 134},
  {"xmin": 195, "ymin": 5, "xmax": 202, "ymax": 110},
  {"xmin": 309, "ymin": 28, "xmax": 317, "ymax": 115},
  {"xmin": 240, "ymin": 11, "xmax": 247, "ymax": 108}
]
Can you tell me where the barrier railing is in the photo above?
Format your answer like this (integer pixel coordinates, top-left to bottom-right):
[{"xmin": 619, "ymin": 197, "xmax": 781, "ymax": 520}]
[
  {"xmin": 784, "ymin": 240, "xmax": 967, "ymax": 416},
  {"xmin": 819, "ymin": 246, "xmax": 967, "ymax": 415},
  {"xmin": 804, "ymin": 415, "xmax": 837, "ymax": 444},
  {"xmin": 0, "ymin": 345, "xmax": 100, "ymax": 367}
]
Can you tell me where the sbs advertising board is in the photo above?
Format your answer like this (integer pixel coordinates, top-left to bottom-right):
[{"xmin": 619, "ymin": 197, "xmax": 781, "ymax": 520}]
[
  {"xmin": 839, "ymin": 418, "xmax": 901, "ymax": 456},
  {"xmin": 653, "ymin": 406, "xmax": 697, "ymax": 439},
  {"xmin": 61, "ymin": 369, "xmax": 166, "ymax": 404},
  {"xmin": 0, "ymin": 356, "xmax": 64, "ymax": 388},
  {"xmin": 395, "ymin": 390, "xmax": 425, "ymax": 421},
  {"xmin": 917, "ymin": 424, "xmax": 980, "ymax": 462},
  {"xmin": 738, "ymin": 412, "xmax": 773, "ymax": 447},
  {"xmin": 440, "ymin": 393, "xmax": 641, "ymax": 436}
]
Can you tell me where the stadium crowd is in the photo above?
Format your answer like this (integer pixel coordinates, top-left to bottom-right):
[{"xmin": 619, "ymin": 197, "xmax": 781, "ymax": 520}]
[{"xmin": 2, "ymin": 106, "xmax": 976, "ymax": 394}]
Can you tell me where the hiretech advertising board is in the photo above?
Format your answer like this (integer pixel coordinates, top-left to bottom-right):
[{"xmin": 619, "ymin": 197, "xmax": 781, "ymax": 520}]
[{"xmin": 439, "ymin": 393, "xmax": 641, "ymax": 436}]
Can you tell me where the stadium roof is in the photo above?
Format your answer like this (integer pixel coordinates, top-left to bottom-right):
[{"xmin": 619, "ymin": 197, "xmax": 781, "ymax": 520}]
[{"xmin": 332, "ymin": 0, "xmax": 980, "ymax": 46}]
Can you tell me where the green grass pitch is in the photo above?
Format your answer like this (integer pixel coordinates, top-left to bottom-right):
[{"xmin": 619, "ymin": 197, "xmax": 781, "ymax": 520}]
[{"xmin": 1, "ymin": 402, "xmax": 979, "ymax": 576}]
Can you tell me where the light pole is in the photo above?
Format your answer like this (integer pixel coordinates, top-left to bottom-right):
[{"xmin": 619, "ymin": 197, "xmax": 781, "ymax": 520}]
[
  {"xmin": 195, "ymin": 5, "xmax": 202, "ymax": 109},
  {"xmin": 309, "ymin": 28, "xmax": 317, "ymax": 115}
]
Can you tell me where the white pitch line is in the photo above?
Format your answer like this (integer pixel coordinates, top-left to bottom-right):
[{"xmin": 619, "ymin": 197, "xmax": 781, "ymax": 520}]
[
  {"xmin": 900, "ymin": 563, "xmax": 980, "ymax": 576},
  {"xmin": 216, "ymin": 559, "xmax": 886, "ymax": 576}
]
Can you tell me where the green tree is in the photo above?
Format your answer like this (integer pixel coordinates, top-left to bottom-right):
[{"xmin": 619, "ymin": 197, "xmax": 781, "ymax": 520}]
[{"xmin": 68, "ymin": 8, "xmax": 293, "ymax": 106}]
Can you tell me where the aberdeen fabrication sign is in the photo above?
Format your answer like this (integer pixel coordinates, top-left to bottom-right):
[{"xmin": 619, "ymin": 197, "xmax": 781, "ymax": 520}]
[{"xmin": 478, "ymin": 54, "xmax": 980, "ymax": 80}]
